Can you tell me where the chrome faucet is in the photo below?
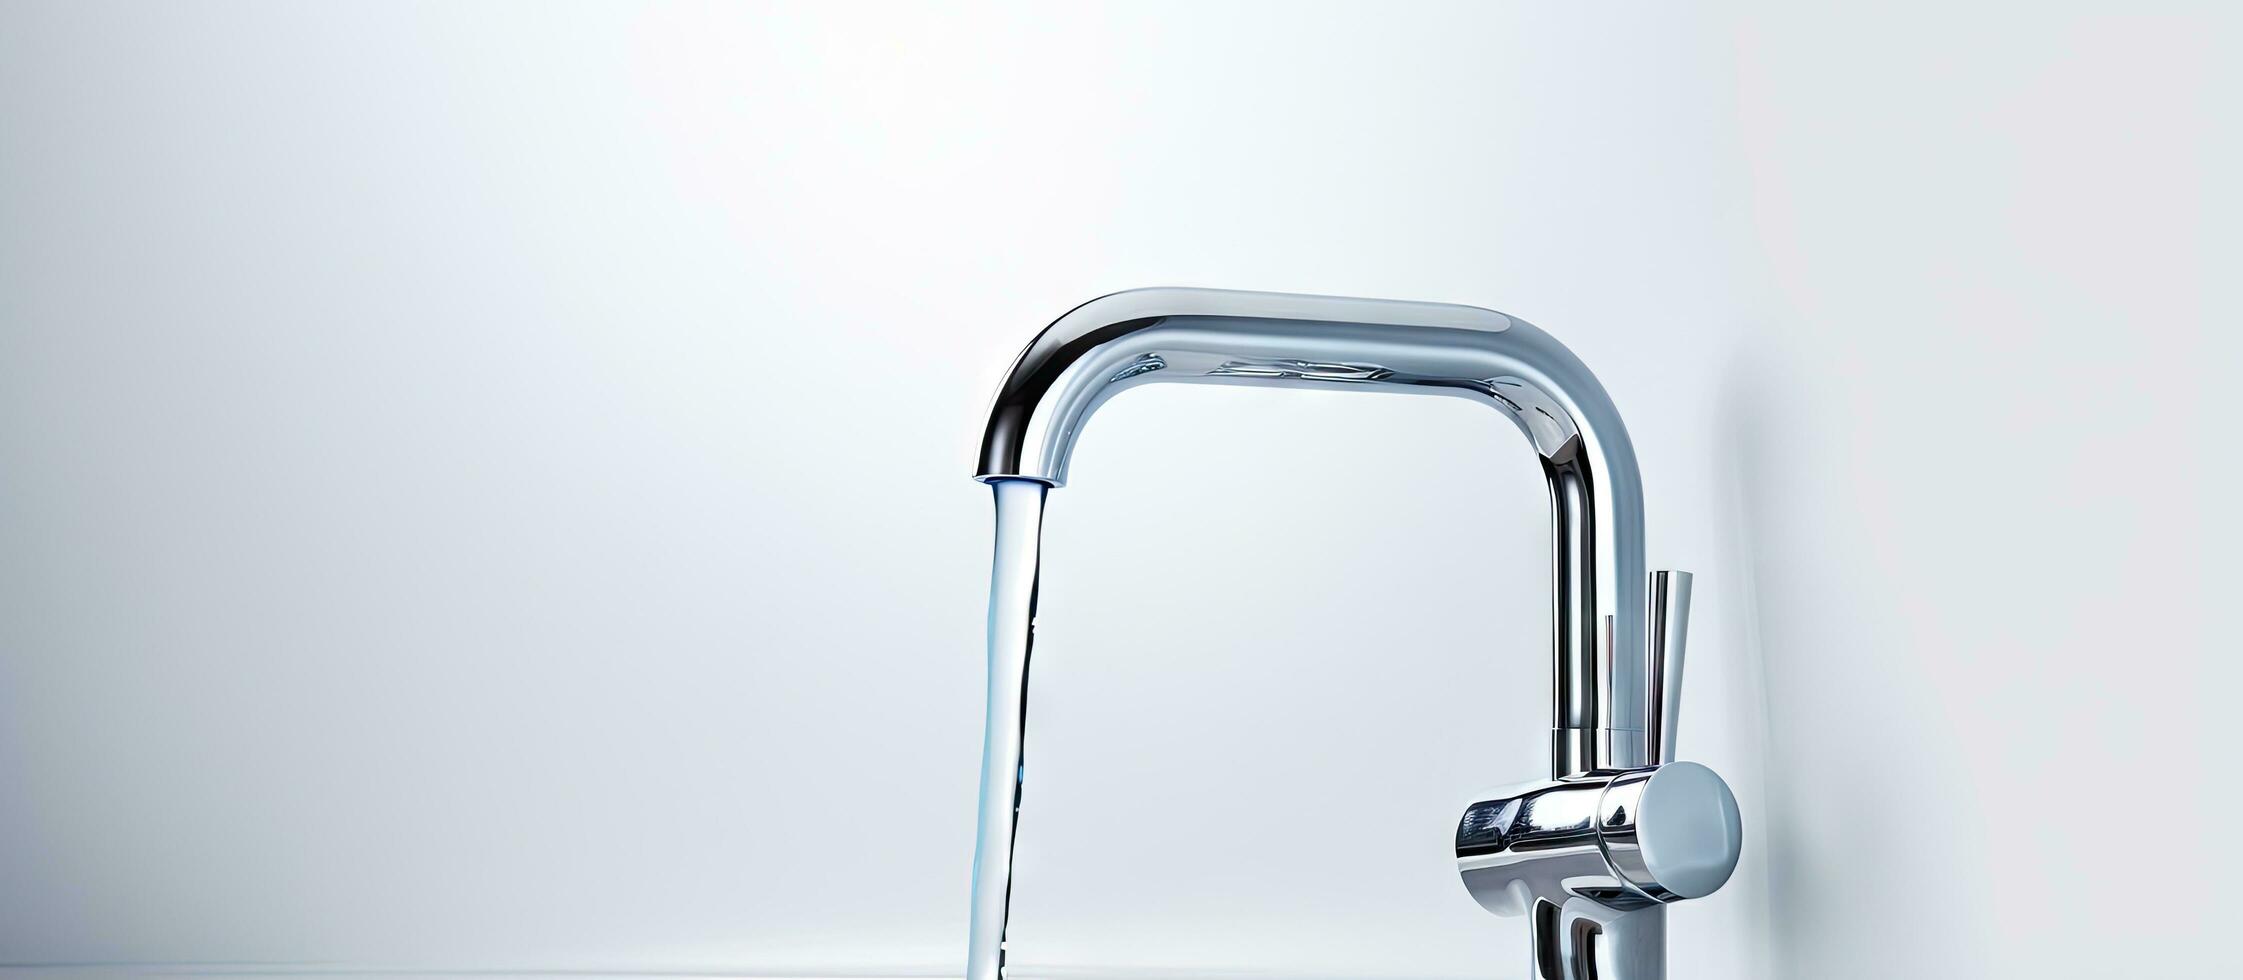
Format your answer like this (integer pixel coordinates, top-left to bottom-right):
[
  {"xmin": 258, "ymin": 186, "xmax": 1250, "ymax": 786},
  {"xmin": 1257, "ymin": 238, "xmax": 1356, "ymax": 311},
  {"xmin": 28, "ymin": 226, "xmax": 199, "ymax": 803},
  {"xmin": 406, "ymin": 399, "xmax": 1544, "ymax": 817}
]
[{"xmin": 969, "ymin": 288, "xmax": 1741, "ymax": 979}]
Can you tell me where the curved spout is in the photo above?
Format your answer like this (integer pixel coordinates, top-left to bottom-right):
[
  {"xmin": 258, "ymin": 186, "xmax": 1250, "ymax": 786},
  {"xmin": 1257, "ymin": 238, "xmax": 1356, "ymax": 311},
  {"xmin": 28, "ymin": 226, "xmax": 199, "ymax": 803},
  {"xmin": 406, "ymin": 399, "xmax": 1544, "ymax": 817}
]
[
  {"xmin": 976, "ymin": 287, "xmax": 1648, "ymax": 767},
  {"xmin": 966, "ymin": 288, "xmax": 1651, "ymax": 980}
]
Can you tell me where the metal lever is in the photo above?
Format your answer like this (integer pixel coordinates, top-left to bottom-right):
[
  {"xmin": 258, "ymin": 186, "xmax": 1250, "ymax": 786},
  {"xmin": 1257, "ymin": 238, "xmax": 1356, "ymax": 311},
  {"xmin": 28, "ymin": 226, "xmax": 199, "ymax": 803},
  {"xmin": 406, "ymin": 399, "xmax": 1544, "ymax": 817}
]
[{"xmin": 1644, "ymin": 570, "xmax": 1692, "ymax": 765}]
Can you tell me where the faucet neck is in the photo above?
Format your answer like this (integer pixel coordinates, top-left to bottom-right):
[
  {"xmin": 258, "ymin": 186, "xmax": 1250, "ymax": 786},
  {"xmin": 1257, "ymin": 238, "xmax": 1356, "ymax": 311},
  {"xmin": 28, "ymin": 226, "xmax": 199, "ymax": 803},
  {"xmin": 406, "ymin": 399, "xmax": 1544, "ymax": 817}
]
[{"xmin": 975, "ymin": 287, "xmax": 1650, "ymax": 772}]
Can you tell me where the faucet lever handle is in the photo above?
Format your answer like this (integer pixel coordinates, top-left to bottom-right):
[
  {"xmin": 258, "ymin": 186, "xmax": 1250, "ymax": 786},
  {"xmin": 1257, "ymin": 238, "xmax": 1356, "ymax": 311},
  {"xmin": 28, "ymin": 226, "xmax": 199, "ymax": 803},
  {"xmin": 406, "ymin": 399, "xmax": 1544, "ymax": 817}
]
[{"xmin": 1645, "ymin": 570, "xmax": 1693, "ymax": 765}]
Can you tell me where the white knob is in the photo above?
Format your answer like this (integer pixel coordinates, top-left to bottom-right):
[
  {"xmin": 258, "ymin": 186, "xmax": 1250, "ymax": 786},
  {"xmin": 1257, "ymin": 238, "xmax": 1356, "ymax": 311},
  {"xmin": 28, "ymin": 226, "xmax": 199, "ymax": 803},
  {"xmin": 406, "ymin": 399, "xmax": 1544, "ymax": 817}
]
[{"xmin": 1598, "ymin": 761, "xmax": 1743, "ymax": 902}]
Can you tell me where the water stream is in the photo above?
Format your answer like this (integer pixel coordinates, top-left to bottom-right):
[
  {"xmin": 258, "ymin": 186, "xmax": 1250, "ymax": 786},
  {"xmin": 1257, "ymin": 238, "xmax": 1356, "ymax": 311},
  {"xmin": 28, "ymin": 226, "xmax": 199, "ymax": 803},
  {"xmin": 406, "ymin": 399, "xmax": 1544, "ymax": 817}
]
[{"xmin": 967, "ymin": 478, "xmax": 1049, "ymax": 980}]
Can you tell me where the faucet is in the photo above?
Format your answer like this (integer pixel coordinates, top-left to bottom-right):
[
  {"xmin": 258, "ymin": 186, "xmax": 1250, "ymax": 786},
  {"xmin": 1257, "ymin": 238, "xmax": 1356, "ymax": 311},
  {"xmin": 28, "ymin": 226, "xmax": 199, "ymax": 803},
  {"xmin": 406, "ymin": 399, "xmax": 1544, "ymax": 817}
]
[{"xmin": 969, "ymin": 287, "xmax": 1742, "ymax": 979}]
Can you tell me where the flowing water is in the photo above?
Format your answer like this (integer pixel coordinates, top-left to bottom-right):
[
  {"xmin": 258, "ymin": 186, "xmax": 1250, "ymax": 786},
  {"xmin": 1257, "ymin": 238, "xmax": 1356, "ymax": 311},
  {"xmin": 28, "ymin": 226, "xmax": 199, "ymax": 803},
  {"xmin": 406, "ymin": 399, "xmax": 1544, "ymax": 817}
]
[{"xmin": 967, "ymin": 479, "xmax": 1050, "ymax": 980}]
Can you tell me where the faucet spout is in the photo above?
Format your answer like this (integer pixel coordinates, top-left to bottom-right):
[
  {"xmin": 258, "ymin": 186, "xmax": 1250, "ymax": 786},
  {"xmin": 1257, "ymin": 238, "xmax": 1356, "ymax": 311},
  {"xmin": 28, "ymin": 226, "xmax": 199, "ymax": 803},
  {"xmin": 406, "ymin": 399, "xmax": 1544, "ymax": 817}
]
[{"xmin": 976, "ymin": 287, "xmax": 1649, "ymax": 771}]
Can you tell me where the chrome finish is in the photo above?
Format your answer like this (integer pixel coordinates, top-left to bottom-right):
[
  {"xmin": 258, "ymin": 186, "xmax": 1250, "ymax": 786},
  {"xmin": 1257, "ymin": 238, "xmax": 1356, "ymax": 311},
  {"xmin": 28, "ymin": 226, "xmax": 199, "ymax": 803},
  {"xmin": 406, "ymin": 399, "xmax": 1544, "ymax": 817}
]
[
  {"xmin": 1457, "ymin": 777, "xmax": 1641, "ymax": 915},
  {"xmin": 1645, "ymin": 571, "xmax": 1692, "ymax": 766},
  {"xmin": 1457, "ymin": 563, "xmax": 1736, "ymax": 979},
  {"xmin": 1456, "ymin": 763, "xmax": 1740, "ymax": 916},
  {"xmin": 1457, "ymin": 762, "xmax": 1740, "ymax": 980},
  {"xmin": 966, "ymin": 287, "xmax": 1740, "ymax": 980},
  {"xmin": 1532, "ymin": 898, "xmax": 1667, "ymax": 980},
  {"xmin": 975, "ymin": 287, "xmax": 1648, "ymax": 775}
]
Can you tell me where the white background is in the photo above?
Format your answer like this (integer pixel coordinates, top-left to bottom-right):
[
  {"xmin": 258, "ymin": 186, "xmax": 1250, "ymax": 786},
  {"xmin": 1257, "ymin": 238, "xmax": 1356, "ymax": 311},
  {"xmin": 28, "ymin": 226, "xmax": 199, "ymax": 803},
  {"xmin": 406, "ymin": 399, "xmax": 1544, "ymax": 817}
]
[{"xmin": 1, "ymin": 3, "xmax": 2233, "ymax": 978}]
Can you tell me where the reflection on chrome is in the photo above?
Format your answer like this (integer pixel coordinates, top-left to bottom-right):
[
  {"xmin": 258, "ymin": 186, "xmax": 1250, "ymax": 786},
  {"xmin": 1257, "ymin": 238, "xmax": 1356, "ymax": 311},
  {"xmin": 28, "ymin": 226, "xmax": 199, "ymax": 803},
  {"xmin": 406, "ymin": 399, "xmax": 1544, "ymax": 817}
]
[{"xmin": 968, "ymin": 288, "xmax": 1741, "ymax": 980}]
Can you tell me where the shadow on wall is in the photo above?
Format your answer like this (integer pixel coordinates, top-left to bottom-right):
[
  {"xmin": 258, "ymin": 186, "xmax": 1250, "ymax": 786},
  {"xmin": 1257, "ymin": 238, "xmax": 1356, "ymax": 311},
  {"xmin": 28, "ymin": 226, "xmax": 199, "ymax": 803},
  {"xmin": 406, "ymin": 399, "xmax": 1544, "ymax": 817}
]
[
  {"xmin": 1715, "ymin": 315, "xmax": 2225, "ymax": 976},
  {"xmin": 1716, "ymin": 343, "xmax": 1994, "ymax": 979}
]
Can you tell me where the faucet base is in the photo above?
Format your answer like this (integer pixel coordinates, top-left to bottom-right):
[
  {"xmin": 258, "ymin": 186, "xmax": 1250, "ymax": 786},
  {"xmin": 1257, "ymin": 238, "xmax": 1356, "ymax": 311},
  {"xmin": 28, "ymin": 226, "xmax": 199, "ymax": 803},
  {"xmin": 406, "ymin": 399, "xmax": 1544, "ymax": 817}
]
[{"xmin": 1535, "ymin": 900, "xmax": 1667, "ymax": 980}]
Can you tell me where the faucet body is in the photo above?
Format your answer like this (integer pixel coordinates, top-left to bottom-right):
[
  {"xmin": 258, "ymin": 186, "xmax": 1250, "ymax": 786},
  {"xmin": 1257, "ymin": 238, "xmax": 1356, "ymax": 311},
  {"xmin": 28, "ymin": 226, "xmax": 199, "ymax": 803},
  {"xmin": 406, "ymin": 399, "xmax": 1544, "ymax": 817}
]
[{"xmin": 969, "ymin": 288, "xmax": 1739, "ymax": 979}]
